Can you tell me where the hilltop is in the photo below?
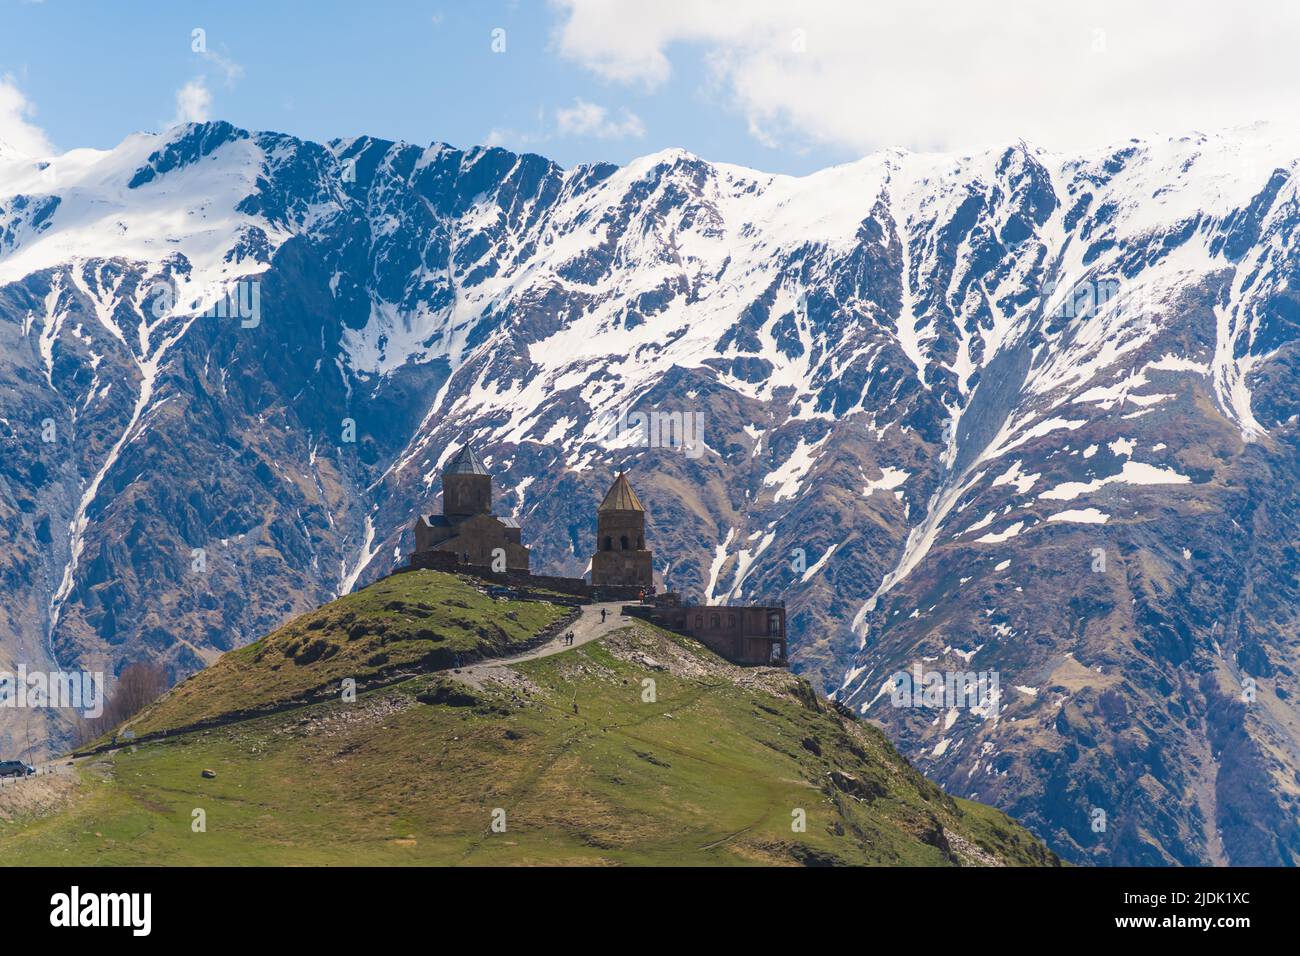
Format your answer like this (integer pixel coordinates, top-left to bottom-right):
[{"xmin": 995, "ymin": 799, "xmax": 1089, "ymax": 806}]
[
  {"xmin": 117, "ymin": 570, "xmax": 571, "ymax": 738},
  {"xmin": 0, "ymin": 571, "xmax": 1056, "ymax": 866}
]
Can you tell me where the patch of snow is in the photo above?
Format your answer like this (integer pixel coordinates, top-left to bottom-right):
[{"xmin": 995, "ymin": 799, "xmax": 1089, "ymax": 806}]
[
  {"xmin": 763, "ymin": 433, "xmax": 829, "ymax": 502},
  {"xmin": 703, "ymin": 527, "xmax": 738, "ymax": 604},
  {"xmin": 1039, "ymin": 459, "xmax": 1192, "ymax": 501},
  {"xmin": 800, "ymin": 542, "xmax": 839, "ymax": 583},
  {"xmin": 975, "ymin": 521, "xmax": 1024, "ymax": 544},
  {"xmin": 1047, "ymin": 507, "xmax": 1110, "ymax": 524},
  {"xmin": 863, "ymin": 466, "xmax": 909, "ymax": 496},
  {"xmin": 991, "ymin": 459, "xmax": 1040, "ymax": 495}
]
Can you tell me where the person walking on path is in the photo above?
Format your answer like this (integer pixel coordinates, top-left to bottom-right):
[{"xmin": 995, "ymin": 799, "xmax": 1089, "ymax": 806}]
[{"xmin": 600, "ymin": 608, "xmax": 607, "ymax": 623}]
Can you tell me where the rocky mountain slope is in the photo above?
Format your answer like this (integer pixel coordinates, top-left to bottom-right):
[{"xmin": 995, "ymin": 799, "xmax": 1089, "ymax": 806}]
[
  {"xmin": 0, "ymin": 121, "xmax": 1297, "ymax": 864},
  {"xmin": 0, "ymin": 571, "xmax": 1057, "ymax": 866}
]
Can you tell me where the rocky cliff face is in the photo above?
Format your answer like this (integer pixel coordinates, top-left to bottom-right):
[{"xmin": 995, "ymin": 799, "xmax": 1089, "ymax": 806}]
[{"xmin": 1, "ymin": 121, "xmax": 1297, "ymax": 864}]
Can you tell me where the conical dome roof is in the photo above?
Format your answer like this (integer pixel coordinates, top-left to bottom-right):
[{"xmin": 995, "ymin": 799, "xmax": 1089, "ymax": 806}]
[
  {"xmin": 598, "ymin": 471, "xmax": 644, "ymax": 512},
  {"xmin": 444, "ymin": 444, "xmax": 488, "ymax": 476}
]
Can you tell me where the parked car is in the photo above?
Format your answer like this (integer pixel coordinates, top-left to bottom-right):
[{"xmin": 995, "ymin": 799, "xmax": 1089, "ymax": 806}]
[{"xmin": 0, "ymin": 760, "xmax": 36, "ymax": 778}]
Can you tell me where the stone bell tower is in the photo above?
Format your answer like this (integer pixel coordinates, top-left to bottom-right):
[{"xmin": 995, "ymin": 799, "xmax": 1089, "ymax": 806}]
[
  {"xmin": 591, "ymin": 471, "xmax": 653, "ymax": 589},
  {"xmin": 442, "ymin": 444, "xmax": 492, "ymax": 516}
]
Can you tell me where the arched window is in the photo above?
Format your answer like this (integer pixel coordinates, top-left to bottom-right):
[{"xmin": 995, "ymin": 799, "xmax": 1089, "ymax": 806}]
[
  {"xmin": 603, "ymin": 536, "xmax": 612, "ymax": 551},
  {"xmin": 637, "ymin": 535, "xmax": 644, "ymax": 549},
  {"xmin": 620, "ymin": 535, "xmax": 629, "ymax": 550},
  {"xmin": 694, "ymin": 614, "xmax": 703, "ymax": 628},
  {"xmin": 710, "ymin": 614, "xmax": 720, "ymax": 629},
  {"xmin": 728, "ymin": 614, "xmax": 736, "ymax": 628}
]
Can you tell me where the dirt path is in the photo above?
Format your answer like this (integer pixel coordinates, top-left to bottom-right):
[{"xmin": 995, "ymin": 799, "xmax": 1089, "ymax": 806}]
[{"xmin": 456, "ymin": 602, "xmax": 629, "ymax": 689}]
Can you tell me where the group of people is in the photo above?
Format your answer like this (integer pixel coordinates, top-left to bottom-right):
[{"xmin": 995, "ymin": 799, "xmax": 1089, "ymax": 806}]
[{"xmin": 561, "ymin": 606, "xmax": 612, "ymax": 647}]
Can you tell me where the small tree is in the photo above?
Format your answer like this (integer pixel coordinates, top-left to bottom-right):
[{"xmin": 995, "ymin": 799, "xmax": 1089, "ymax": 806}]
[{"xmin": 72, "ymin": 662, "xmax": 170, "ymax": 747}]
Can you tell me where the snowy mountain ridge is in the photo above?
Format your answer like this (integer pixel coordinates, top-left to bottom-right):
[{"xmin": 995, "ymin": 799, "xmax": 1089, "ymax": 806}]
[{"xmin": 3, "ymin": 120, "xmax": 1300, "ymax": 865}]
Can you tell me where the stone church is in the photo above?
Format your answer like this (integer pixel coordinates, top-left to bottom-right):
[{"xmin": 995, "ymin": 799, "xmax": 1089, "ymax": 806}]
[
  {"xmin": 411, "ymin": 448, "xmax": 652, "ymax": 589},
  {"xmin": 411, "ymin": 445, "xmax": 530, "ymax": 570},
  {"xmin": 407, "ymin": 445, "xmax": 785, "ymax": 666}
]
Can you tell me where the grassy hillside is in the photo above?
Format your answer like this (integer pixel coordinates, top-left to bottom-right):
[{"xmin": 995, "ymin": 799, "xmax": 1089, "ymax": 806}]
[
  {"xmin": 0, "ymin": 573, "xmax": 1057, "ymax": 866},
  {"xmin": 117, "ymin": 570, "xmax": 569, "ymax": 739}
]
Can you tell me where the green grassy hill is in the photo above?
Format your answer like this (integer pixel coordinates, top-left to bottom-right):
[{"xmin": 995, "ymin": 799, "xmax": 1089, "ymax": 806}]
[
  {"xmin": 0, "ymin": 572, "xmax": 1058, "ymax": 866},
  {"xmin": 120, "ymin": 570, "xmax": 570, "ymax": 738}
]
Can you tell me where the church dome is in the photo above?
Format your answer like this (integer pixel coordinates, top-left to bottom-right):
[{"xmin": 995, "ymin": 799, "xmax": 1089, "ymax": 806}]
[
  {"xmin": 598, "ymin": 471, "xmax": 645, "ymax": 512},
  {"xmin": 444, "ymin": 444, "xmax": 488, "ymax": 476}
]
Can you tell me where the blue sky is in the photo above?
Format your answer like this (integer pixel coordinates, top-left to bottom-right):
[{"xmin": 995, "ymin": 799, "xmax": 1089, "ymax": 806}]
[
  {"xmin": 3, "ymin": 1, "xmax": 1295, "ymax": 174},
  {"xmin": 0, "ymin": 0, "xmax": 854, "ymax": 174}
]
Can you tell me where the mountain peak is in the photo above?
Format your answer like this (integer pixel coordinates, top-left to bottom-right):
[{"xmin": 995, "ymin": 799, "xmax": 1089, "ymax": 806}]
[{"xmin": 4, "ymin": 117, "xmax": 1300, "ymax": 865}]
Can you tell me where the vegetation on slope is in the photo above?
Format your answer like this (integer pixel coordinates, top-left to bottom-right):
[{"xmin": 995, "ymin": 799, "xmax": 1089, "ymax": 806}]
[
  {"xmin": 118, "ymin": 570, "xmax": 568, "ymax": 739},
  {"xmin": 0, "ymin": 570, "xmax": 1056, "ymax": 865}
]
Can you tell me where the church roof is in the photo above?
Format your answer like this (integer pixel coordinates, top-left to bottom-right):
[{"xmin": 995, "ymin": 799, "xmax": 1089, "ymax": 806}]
[
  {"xmin": 444, "ymin": 444, "xmax": 488, "ymax": 475},
  {"xmin": 425, "ymin": 513, "xmax": 519, "ymax": 529},
  {"xmin": 598, "ymin": 471, "xmax": 644, "ymax": 512}
]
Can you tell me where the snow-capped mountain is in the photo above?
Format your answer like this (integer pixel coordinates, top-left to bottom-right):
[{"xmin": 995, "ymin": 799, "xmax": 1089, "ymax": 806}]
[{"xmin": 2, "ymin": 120, "xmax": 1298, "ymax": 865}]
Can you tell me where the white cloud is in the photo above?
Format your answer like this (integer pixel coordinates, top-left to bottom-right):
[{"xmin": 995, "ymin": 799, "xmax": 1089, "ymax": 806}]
[
  {"xmin": 198, "ymin": 49, "xmax": 244, "ymax": 88},
  {"xmin": 555, "ymin": 99, "xmax": 645, "ymax": 140},
  {"xmin": 164, "ymin": 42, "xmax": 241, "ymax": 130},
  {"xmin": 552, "ymin": 0, "xmax": 1300, "ymax": 154},
  {"xmin": 486, "ymin": 100, "xmax": 644, "ymax": 152},
  {"xmin": 485, "ymin": 126, "xmax": 545, "ymax": 150},
  {"xmin": 172, "ymin": 78, "xmax": 213, "ymax": 126},
  {"xmin": 0, "ymin": 74, "xmax": 54, "ymax": 157}
]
